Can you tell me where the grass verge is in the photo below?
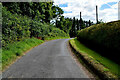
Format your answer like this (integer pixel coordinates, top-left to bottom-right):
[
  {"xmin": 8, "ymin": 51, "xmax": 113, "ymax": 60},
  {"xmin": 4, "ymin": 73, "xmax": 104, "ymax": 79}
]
[
  {"xmin": 2, "ymin": 38, "xmax": 44, "ymax": 71},
  {"xmin": 69, "ymin": 38, "xmax": 120, "ymax": 79}
]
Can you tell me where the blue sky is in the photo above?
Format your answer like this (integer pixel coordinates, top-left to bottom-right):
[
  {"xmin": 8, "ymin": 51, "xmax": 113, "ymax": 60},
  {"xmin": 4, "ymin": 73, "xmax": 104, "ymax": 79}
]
[
  {"xmin": 54, "ymin": 0, "xmax": 119, "ymax": 22},
  {"xmin": 100, "ymin": 2, "xmax": 117, "ymax": 10},
  {"xmin": 59, "ymin": 3, "xmax": 68, "ymax": 7},
  {"xmin": 59, "ymin": 3, "xmax": 72, "ymax": 13}
]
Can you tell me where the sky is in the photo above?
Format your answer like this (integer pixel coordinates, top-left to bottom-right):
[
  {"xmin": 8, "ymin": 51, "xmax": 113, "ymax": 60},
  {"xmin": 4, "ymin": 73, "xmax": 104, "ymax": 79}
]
[
  {"xmin": 118, "ymin": 1, "xmax": 120, "ymax": 20},
  {"xmin": 54, "ymin": 0, "xmax": 120, "ymax": 23}
]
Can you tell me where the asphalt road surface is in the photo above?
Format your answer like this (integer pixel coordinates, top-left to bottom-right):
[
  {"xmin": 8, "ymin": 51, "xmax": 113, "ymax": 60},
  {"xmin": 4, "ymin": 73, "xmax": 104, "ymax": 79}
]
[{"xmin": 2, "ymin": 39, "xmax": 89, "ymax": 78}]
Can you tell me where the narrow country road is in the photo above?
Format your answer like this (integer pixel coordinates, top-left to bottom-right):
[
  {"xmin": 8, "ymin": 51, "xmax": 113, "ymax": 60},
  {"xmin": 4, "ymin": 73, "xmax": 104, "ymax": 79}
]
[{"xmin": 2, "ymin": 39, "xmax": 89, "ymax": 78}]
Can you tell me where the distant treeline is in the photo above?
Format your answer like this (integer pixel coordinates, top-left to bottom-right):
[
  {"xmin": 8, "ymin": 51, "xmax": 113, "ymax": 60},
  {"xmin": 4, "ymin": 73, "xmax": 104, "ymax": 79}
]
[{"xmin": 69, "ymin": 16, "xmax": 95, "ymax": 37}]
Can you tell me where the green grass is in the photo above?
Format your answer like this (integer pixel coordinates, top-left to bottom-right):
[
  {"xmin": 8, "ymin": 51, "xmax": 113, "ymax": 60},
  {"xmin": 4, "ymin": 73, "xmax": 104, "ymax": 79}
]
[
  {"xmin": 2, "ymin": 38, "xmax": 44, "ymax": 70},
  {"xmin": 70, "ymin": 38, "xmax": 120, "ymax": 77}
]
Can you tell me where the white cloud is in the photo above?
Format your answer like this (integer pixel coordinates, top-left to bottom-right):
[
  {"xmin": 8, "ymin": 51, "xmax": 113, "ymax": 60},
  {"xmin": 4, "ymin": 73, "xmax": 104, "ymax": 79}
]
[
  {"xmin": 54, "ymin": 0, "xmax": 119, "ymax": 23},
  {"xmin": 118, "ymin": 2, "xmax": 120, "ymax": 20}
]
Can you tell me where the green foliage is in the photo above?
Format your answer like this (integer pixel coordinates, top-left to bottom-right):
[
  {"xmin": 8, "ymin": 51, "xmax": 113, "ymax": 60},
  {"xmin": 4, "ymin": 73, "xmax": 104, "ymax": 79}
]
[
  {"xmin": 77, "ymin": 20, "xmax": 120, "ymax": 51},
  {"xmin": 29, "ymin": 20, "xmax": 69, "ymax": 40},
  {"xmin": 76, "ymin": 19, "xmax": 79, "ymax": 30},
  {"xmin": 2, "ymin": 7, "xmax": 31, "ymax": 46},
  {"xmin": 52, "ymin": 5, "xmax": 64, "ymax": 19},
  {"xmin": 56, "ymin": 17, "xmax": 72, "ymax": 35},
  {"xmin": 70, "ymin": 17, "xmax": 76, "ymax": 37},
  {"xmin": 47, "ymin": 27, "xmax": 69, "ymax": 38},
  {"xmin": 80, "ymin": 18, "xmax": 85, "ymax": 29},
  {"xmin": 68, "ymin": 15, "xmax": 94, "ymax": 37},
  {"xmin": 77, "ymin": 20, "xmax": 120, "ymax": 64},
  {"xmin": 30, "ymin": 20, "xmax": 43, "ymax": 38},
  {"xmin": 2, "ymin": 38, "xmax": 44, "ymax": 70},
  {"xmin": 2, "ymin": 2, "xmax": 64, "ymax": 23},
  {"xmin": 2, "ymin": 6, "xmax": 69, "ymax": 46}
]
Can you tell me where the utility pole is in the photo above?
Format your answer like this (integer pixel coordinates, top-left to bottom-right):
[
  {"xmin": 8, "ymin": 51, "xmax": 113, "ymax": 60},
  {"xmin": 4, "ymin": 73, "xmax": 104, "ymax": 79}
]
[
  {"xmin": 80, "ymin": 12, "xmax": 82, "ymax": 30},
  {"xmin": 96, "ymin": 5, "xmax": 99, "ymax": 24}
]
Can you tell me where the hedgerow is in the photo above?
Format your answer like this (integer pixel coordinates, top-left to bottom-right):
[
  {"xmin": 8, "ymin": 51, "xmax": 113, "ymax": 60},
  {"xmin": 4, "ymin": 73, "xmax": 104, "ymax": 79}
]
[{"xmin": 77, "ymin": 20, "xmax": 120, "ymax": 64}]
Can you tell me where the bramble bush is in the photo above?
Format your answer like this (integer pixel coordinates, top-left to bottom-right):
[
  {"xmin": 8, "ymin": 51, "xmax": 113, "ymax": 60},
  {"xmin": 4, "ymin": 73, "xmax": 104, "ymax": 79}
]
[{"xmin": 2, "ymin": 7, "xmax": 31, "ymax": 45}]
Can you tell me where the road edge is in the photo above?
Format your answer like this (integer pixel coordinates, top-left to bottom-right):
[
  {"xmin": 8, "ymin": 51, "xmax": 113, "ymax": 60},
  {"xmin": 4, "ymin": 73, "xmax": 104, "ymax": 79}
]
[
  {"xmin": 69, "ymin": 39, "xmax": 118, "ymax": 80},
  {"xmin": 67, "ymin": 39, "xmax": 95, "ymax": 79}
]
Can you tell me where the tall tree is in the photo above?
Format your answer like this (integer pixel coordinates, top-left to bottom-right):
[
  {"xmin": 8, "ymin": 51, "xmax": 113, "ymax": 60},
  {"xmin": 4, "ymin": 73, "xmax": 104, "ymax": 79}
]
[
  {"xmin": 76, "ymin": 19, "xmax": 79, "ymax": 30},
  {"xmin": 52, "ymin": 5, "xmax": 64, "ymax": 19},
  {"xmin": 79, "ymin": 12, "xmax": 85, "ymax": 29},
  {"xmin": 89, "ymin": 20, "xmax": 92, "ymax": 26},
  {"xmin": 44, "ymin": 2, "xmax": 53, "ymax": 23},
  {"xmin": 70, "ymin": 17, "xmax": 76, "ymax": 37}
]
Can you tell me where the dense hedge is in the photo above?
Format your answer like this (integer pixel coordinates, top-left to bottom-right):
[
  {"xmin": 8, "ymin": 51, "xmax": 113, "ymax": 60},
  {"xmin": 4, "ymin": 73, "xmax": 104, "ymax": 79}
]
[
  {"xmin": 77, "ymin": 20, "xmax": 120, "ymax": 64},
  {"xmin": 2, "ymin": 7, "xmax": 69, "ymax": 47}
]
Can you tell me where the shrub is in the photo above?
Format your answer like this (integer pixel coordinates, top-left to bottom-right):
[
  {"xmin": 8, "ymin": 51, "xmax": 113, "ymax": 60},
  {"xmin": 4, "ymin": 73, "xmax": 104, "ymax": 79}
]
[
  {"xmin": 2, "ymin": 7, "xmax": 31, "ymax": 46},
  {"xmin": 30, "ymin": 21, "xmax": 69, "ymax": 40}
]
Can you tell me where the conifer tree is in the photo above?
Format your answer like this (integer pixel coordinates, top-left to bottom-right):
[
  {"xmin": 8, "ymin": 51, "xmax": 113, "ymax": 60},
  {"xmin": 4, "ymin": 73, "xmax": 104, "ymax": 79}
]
[
  {"xmin": 76, "ymin": 19, "xmax": 79, "ymax": 30},
  {"xmin": 89, "ymin": 20, "xmax": 91, "ymax": 26}
]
